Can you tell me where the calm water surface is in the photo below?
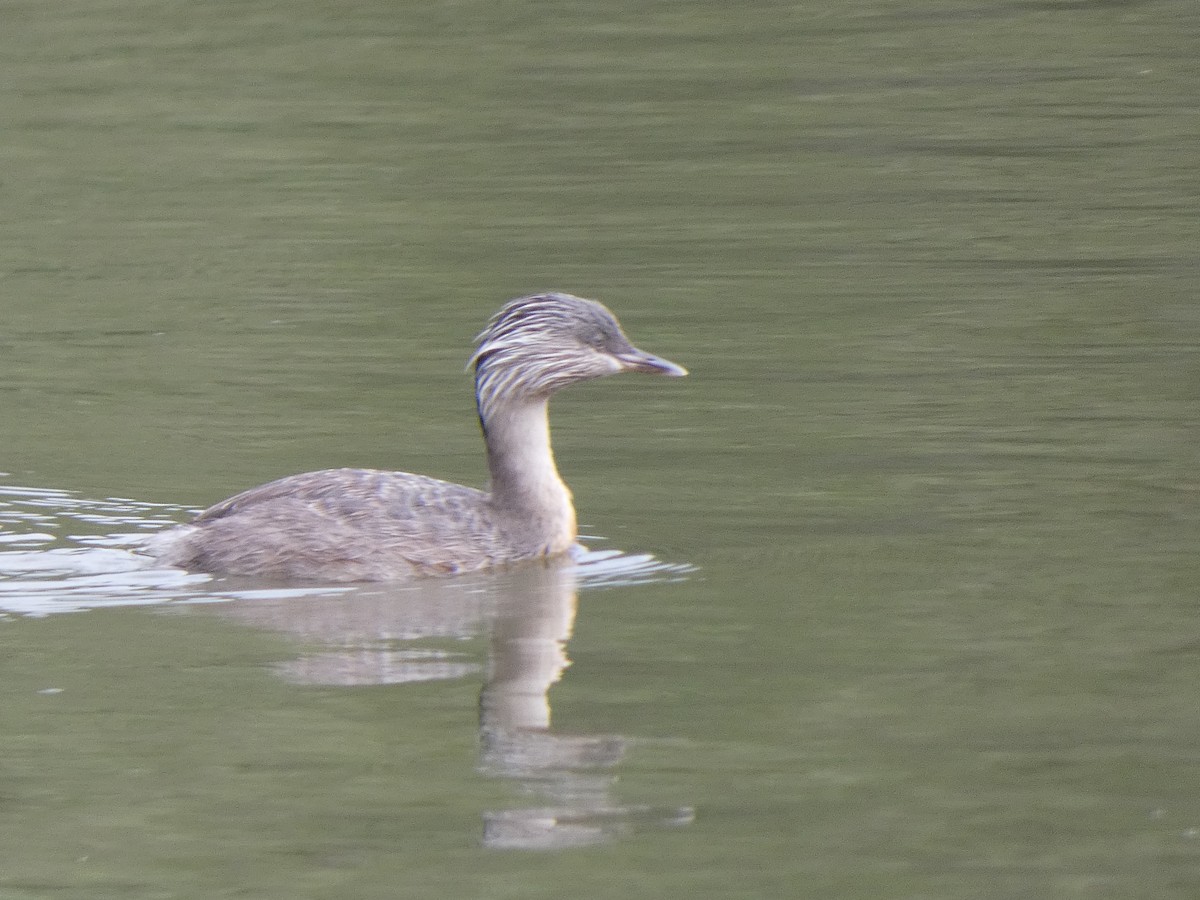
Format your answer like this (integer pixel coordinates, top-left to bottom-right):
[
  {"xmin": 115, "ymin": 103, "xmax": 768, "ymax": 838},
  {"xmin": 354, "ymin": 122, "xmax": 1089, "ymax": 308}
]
[{"xmin": 2, "ymin": 0, "xmax": 1199, "ymax": 897}]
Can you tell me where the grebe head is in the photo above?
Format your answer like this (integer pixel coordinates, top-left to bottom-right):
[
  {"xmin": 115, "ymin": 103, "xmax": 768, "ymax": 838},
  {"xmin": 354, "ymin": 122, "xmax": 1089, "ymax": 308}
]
[{"xmin": 470, "ymin": 292, "xmax": 686, "ymax": 418}]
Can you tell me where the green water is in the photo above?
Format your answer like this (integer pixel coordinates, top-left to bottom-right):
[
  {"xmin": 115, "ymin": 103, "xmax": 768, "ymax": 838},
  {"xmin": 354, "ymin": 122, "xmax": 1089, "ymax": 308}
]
[{"xmin": 3, "ymin": 0, "xmax": 1200, "ymax": 896}]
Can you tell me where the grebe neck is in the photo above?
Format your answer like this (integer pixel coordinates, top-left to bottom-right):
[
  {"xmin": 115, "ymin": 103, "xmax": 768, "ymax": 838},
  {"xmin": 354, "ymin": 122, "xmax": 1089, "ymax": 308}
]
[{"xmin": 480, "ymin": 398, "xmax": 575, "ymax": 544}]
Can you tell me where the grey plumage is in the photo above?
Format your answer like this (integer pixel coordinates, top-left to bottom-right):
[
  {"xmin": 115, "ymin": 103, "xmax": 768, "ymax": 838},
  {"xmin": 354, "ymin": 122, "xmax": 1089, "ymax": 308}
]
[{"xmin": 149, "ymin": 292, "xmax": 686, "ymax": 582}]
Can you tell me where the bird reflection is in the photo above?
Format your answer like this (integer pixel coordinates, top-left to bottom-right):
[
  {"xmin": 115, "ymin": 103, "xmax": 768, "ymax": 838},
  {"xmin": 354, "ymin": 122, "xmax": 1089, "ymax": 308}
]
[{"xmin": 203, "ymin": 560, "xmax": 692, "ymax": 850}]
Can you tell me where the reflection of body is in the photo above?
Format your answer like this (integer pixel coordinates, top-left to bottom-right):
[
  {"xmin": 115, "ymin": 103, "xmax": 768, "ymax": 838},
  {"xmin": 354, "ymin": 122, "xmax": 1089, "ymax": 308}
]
[
  {"xmin": 151, "ymin": 293, "xmax": 685, "ymax": 581},
  {"xmin": 209, "ymin": 561, "xmax": 691, "ymax": 849}
]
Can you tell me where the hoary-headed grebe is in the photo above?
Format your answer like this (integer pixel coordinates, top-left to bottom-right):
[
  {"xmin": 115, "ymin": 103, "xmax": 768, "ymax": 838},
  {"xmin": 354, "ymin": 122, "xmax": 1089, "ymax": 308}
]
[{"xmin": 149, "ymin": 292, "xmax": 686, "ymax": 581}]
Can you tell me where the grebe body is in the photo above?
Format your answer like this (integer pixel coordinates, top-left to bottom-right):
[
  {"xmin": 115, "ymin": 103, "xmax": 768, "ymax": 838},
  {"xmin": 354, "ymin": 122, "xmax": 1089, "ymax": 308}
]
[{"xmin": 149, "ymin": 292, "xmax": 685, "ymax": 581}]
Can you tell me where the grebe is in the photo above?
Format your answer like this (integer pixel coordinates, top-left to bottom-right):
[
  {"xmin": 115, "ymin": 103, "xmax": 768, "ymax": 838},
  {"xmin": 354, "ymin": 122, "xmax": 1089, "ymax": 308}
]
[{"xmin": 149, "ymin": 292, "xmax": 686, "ymax": 581}]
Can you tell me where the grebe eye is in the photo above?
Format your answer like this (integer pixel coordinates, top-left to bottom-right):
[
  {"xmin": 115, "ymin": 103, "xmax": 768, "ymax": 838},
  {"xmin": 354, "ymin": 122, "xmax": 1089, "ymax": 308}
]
[{"xmin": 581, "ymin": 327, "xmax": 607, "ymax": 349}]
